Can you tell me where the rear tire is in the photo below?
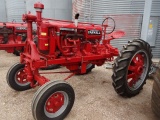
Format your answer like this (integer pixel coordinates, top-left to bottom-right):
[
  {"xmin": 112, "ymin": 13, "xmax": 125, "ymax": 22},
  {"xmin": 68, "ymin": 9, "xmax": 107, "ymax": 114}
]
[
  {"xmin": 112, "ymin": 39, "xmax": 152, "ymax": 97},
  {"xmin": 32, "ymin": 80, "xmax": 75, "ymax": 120},
  {"xmin": 151, "ymin": 62, "xmax": 160, "ymax": 118}
]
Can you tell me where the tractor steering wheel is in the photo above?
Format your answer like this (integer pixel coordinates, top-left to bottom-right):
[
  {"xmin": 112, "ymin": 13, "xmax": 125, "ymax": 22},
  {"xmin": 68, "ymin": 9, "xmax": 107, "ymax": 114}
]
[{"xmin": 102, "ymin": 17, "xmax": 116, "ymax": 34}]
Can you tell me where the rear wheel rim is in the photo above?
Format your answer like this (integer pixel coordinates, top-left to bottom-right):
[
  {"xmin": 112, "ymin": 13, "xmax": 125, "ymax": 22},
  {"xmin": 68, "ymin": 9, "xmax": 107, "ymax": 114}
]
[
  {"xmin": 15, "ymin": 68, "xmax": 29, "ymax": 86},
  {"xmin": 127, "ymin": 50, "xmax": 149, "ymax": 91},
  {"xmin": 44, "ymin": 91, "xmax": 69, "ymax": 118}
]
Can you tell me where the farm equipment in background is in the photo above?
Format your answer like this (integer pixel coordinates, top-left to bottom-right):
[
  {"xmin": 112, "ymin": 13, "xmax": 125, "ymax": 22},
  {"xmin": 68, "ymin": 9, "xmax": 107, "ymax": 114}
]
[
  {"xmin": 0, "ymin": 22, "xmax": 60, "ymax": 70},
  {"xmin": 0, "ymin": 22, "xmax": 27, "ymax": 55},
  {"xmin": 6, "ymin": 2, "xmax": 152, "ymax": 120},
  {"xmin": 0, "ymin": 22, "xmax": 58, "ymax": 70}
]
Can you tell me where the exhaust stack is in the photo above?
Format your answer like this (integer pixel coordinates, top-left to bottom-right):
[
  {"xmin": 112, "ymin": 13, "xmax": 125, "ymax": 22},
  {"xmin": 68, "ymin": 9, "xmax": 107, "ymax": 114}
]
[{"xmin": 74, "ymin": 13, "xmax": 79, "ymax": 27}]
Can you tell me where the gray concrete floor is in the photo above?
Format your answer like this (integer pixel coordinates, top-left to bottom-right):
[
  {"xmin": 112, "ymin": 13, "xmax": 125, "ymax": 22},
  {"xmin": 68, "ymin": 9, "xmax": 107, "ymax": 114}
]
[{"xmin": 0, "ymin": 50, "xmax": 159, "ymax": 120}]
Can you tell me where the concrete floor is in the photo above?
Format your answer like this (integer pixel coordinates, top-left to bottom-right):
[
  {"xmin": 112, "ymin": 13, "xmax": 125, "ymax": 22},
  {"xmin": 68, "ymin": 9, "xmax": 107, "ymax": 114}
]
[{"xmin": 0, "ymin": 50, "xmax": 159, "ymax": 120}]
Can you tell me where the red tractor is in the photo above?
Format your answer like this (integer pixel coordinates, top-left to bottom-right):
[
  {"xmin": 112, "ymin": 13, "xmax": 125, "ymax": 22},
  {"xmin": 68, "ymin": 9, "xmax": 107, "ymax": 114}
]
[
  {"xmin": 6, "ymin": 2, "xmax": 152, "ymax": 120},
  {"xmin": 0, "ymin": 22, "xmax": 27, "ymax": 55}
]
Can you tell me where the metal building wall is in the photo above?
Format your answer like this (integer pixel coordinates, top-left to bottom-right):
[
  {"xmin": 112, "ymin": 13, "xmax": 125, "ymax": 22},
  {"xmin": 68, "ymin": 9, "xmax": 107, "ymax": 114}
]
[
  {"xmin": 26, "ymin": 0, "xmax": 72, "ymax": 20},
  {"xmin": 2, "ymin": 0, "xmax": 72, "ymax": 22},
  {"xmin": 93, "ymin": 0, "xmax": 145, "ymax": 49},
  {"xmin": 72, "ymin": 0, "xmax": 91, "ymax": 22},
  {"xmin": 150, "ymin": 0, "xmax": 160, "ymax": 58},
  {"xmin": 5, "ymin": 0, "xmax": 26, "ymax": 22},
  {"xmin": 0, "ymin": 0, "xmax": 7, "ymax": 22},
  {"xmin": 72, "ymin": 0, "xmax": 145, "ymax": 50},
  {"xmin": 151, "ymin": 0, "xmax": 160, "ymax": 16}
]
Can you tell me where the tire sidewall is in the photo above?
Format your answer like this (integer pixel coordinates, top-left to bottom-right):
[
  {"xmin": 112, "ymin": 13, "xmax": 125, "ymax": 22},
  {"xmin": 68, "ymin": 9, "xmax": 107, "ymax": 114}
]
[
  {"xmin": 7, "ymin": 63, "xmax": 31, "ymax": 91},
  {"xmin": 151, "ymin": 81, "xmax": 160, "ymax": 118},
  {"xmin": 35, "ymin": 83, "xmax": 75, "ymax": 120}
]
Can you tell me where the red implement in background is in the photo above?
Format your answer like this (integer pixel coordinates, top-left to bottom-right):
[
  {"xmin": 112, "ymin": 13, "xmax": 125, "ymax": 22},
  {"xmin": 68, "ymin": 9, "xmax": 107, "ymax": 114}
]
[{"xmin": 0, "ymin": 22, "xmax": 27, "ymax": 55}]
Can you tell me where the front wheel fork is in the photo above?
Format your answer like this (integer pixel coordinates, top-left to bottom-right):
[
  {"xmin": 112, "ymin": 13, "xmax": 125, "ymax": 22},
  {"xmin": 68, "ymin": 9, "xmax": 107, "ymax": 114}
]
[
  {"xmin": 24, "ymin": 63, "xmax": 49, "ymax": 87},
  {"xmin": 34, "ymin": 75, "xmax": 49, "ymax": 86}
]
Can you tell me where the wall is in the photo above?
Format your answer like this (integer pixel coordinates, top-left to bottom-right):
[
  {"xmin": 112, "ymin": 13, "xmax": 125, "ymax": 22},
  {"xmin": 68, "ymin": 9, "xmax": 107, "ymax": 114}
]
[
  {"xmin": 0, "ymin": 0, "xmax": 7, "ymax": 22},
  {"xmin": 5, "ymin": 0, "xmax": 26, "ymax": 22},
  {"xmin": 25, "ymin": 0, "xmax": 72, "ymax": 20}
]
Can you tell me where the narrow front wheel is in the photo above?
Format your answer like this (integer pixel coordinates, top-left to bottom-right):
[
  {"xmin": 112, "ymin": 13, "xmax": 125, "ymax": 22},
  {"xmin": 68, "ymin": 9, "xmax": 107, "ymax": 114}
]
[
  {"xmin": 6, "ymin": 63, "xmax": 31, "ymax": 91},
  {"xmin": 32, "ymin": 80, "xmax": 75, "ymax": 120}
]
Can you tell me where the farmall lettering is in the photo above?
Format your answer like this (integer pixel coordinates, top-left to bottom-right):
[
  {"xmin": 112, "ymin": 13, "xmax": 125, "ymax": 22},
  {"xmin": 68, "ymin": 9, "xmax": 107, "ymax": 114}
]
[
  {"xmin": 88, "ymin": 30, "xmax": 101, "ymax": 35},
  {"xmin": 7, "ymin": 2, "xmax": 152, "ymax": 120}
]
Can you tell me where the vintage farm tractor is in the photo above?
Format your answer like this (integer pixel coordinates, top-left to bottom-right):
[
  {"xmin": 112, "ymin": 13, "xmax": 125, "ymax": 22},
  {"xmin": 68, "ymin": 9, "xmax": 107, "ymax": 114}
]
[
  {"xmin": 6, "ymin": 2, "xmax": 152, "ymax": 120},
  {"xmin": 0, "ymin": 22, "xmax": 27, "ymax": 55}
]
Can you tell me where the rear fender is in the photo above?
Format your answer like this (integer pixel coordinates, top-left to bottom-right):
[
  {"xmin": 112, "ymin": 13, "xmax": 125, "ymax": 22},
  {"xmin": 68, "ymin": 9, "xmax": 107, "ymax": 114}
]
[{"xmin": 108, "ymin": 30, "xmax": 125, "ymax": 40}]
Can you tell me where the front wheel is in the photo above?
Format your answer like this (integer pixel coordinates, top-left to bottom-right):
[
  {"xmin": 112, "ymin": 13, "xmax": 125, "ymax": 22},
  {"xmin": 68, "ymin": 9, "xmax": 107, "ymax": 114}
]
[
  {"xmin": 6, "ymin": 63, "xmax": 31, "ymax": 91},
  {"xmin": 112, "ymin": 39, "xmax": 152, "ymax": 97},
  {"xmin": 32, "ymin": 80, "xmax": 75, "ymax": 120}
]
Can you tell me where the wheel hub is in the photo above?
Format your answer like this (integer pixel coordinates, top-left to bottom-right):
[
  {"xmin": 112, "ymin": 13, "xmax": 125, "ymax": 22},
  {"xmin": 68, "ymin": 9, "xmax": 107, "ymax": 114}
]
[
  {"xmin": 16, "ymin": 69, "xmax": 27, "ymax": 84},
  {"xmin": 45, "ymin": 92, "xmax": 64, "ymax": 113},
  {"xmin": 127, "ymin": 53, "xmax": 145, "ymax": 87},
  {"xmin": 137, "ymin": 67, "xmax": 143, "ymax": 74}
]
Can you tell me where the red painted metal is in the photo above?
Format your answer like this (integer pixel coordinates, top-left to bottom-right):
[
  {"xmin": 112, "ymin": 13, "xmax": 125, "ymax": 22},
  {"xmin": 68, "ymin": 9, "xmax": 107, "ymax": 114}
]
[
  {"xmin": 40, "ymin": 71, "xmax": 76, "ymax": 80},
  {"xmin": 127, "ymin": 53, "xmax": 144, "ymax": 87},
  {"xmin": 19, "ymin": 2, "xmax": 125, "ymax": 87},
  {"xmin": 0, "ymin": 22, "xmax": 27, "ymax": 53},
  {"xmin": 45, "ymin": 92, "xmax": 64, "ymax": 113},
  {"xmin": 40, "ymin": 71, "xmax": 73, "ymax": 74}
]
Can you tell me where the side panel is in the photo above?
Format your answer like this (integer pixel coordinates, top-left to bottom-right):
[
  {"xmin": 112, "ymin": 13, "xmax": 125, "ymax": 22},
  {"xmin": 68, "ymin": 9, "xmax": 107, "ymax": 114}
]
[{"xmin": 146, "ymin": 17, "xmax": 159, "ymax": 46}]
